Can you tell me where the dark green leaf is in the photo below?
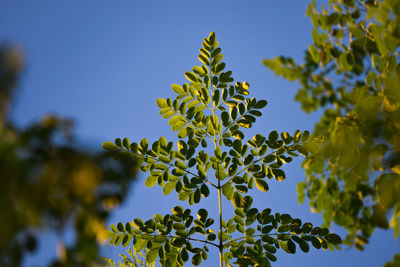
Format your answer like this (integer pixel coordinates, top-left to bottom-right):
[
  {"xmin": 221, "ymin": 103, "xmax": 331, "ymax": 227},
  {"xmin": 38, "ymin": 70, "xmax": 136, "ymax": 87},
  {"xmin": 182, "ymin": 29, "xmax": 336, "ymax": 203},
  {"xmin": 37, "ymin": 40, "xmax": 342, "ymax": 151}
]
[
  {"xmin": 192, "ymin": 253, "xmax": 202, "ymax": 266},
  {"xmin": 325, "ymin": 233, "xmax": 342, "ymax": 244},
  {"xmin": 254, "ymin": 100, "xmax": 268, "ymax": 109},
  {"xmin": 185, "ymin": 71, "xmax": 199, "ymax": 83},
  {"xmin": 232, "ymin": 191, "xmax": 242, "ymax": 208},
  {"xmin": 255, "ymin": 179, "xmax": 269, "ymax": 192}
]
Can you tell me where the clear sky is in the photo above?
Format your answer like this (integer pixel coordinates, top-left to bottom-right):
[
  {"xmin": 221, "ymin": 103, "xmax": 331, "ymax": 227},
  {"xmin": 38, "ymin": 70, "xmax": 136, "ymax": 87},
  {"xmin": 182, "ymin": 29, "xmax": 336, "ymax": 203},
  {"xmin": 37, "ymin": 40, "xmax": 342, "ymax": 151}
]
[{"xmin": 1, "ymin": 0, "xmax": 399, "ymax": 266}]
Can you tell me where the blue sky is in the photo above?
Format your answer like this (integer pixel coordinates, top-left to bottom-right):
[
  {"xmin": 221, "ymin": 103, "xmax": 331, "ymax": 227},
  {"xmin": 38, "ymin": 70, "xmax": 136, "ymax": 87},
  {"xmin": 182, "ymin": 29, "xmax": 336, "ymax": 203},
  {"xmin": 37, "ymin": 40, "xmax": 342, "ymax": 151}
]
[{"xmin": 1, "ymin": 0, "xmax": 399, "ymax": 266}]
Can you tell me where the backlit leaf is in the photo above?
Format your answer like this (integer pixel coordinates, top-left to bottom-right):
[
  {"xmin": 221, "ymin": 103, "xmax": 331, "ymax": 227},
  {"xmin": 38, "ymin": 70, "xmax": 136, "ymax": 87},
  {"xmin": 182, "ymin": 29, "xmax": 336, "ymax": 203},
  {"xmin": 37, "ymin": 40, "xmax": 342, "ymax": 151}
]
[
  {"xmin": 156, "ymin": 98, "xmax": 169, "ymax": 108},
  {"xmin": 145, "ymin": 176, "xmax": 158, "ymax": 187}
]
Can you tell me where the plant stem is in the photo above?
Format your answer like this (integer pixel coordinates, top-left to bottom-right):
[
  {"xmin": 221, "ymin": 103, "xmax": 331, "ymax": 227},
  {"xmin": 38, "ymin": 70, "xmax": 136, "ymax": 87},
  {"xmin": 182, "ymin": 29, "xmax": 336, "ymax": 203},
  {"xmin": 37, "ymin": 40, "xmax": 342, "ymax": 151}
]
[{"xmin": 218, "ymin": 181, "xmax": 223, "ymax": 267}]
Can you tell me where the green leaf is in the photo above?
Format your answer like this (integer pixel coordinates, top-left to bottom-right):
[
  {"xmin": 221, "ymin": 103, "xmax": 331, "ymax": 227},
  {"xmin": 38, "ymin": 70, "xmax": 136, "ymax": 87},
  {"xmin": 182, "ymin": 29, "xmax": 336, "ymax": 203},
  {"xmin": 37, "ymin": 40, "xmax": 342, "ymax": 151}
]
[
  {"xmin": 193, "ymin": 104, "xmax": 206, "ymax": 113},
  {"xmin": 299, "ymin": 238, "xmax": 310, "ymax": 252},
  {"xmin": 185, "ymin": 71, "xmax": 199, "ymax": 83},
  {"xmin": 211, "ymin": 47, "xmax": 221, "ymax": 57},
  {"xmin": 213, "ymin": 89, "xmax": 220, "ymax": 106},
  {"xmin": 171, "ymin": 118, "xmax": 187, "ymax": 131},
  {"xmin": 145, "ymin": 176, "xmax": 158, "ymax": 187},
  {"xmin": 339, "ymin": 52, "xmax": 353, "ymax": 71},
  {"xmin": 241, "ymin": 195, "xmax": 253, "ymax": 211},
  {"xmin": 171, "ymin": 84, "xmax": 185, "ymax": 94},
  {"xmin": 232, "ymin": 191, "xmax": 242, "ymax": 208},
  {"xmin": 109, "ymin": 233, "xmax": 118, "ymax": 246},
  {"xmin": 178, "ymin": 191, "xmax": 190, "ymax": 201},
  {"xmin": 139, "ymin": 138, "xmax": 149, "ymax": 152},
  {"xmin": 159, "ymin": 155, "xmax": 171, "ymax": 163},
  {"xmin": 264, "ymin": 244, "xmax": 276, "ymax": 254},
  {"xmin": 187, "ymin": 99, "xmax": 200, "ymax": 109},
  {"xmin": 177, "ymin": 127, "xmax": 188, "ymax": 139},
  {"xmin": 122, "ymin": 138, "xmax": 130, "ymax": 149},
  {"xmin": 212, "ymin": 54, "xmax": 223, "ymax": 66},
  {"xmin": 235, "ymin": 184, "xmax": 248, "ymax": 193},
  {"xmin": 218, "ymin": 230, "xmax": 228, "ymax": 242},
  {"xmin": 209, "ymin": 31, "xmax": 216, "ymax": 44},
  {"xmin": 271, "ymin": 169, "xmax": 285, "ymax": 181},
  {"xmin": 255, "ymin": 179, "xmax": 269, "ymax": 192},
  {"xmin": 171, "ymin": 238, "xmax": 186, "ymax": 248},
  {"xmin": 215, "ymin": 62, "xmax": 226, "ymax": 73},
  {"xmin": 133, "ymin": 237, "xmax": 147, "ymax": 251},
  {"xmin": 245, "ymin": 235, "xmax": 255, "ymax": 243},
  {"xmin": 176, "ymin": 230, "xmax": 189, "ymax": 237},
  {"xmin": 193, "ymin": 66, "xmax": 205, "ymax": 76},
  {"xmin": 310, "ymin": 236, "xmax": 321, "ymax": 249},
  {"xmin": 365, "ymin": 70, "xmax": 375, "ymax": 85},
  {"xmin": 268, "ymin": 131, "xmax": 279, "ymax": 142},
  {"xmin": 262, "ymin": 235, "xmax": 275, "ymax": 244},
  {"xmin": 302, "ymin": 222, "xmax": 313, "ymax": 233},
  {"xmin": 122, "ymin": 234, "xmax": 132, "ymax": 247},
  {"xmin": 296, "ymin": 182, "xmax": 306, "ymax": 204},
  {"xmin": 197, "ymin": 209, "xmax": 208, "ymax": 222},
  {"xmin": 102, "ymin": 142, "xmax": 121, "ymax": 151},
  {"xmin": 156, "ymin": 98, "xmax": 169, "ymax": 108},
  {"xmin": 162, "ymin": 110, "xmax": 175, "ymax": 119},
  {"xmin": 254, "ymin": 100, "xmax": 268, "ymax": 109},
  {"xmin": 280, "ymin": 240, "xmax": 296, "ymax": 254},
  {"xmin": 175, "ymin": 160, "xmax": 187, "ymax": 170},
  {"xmin": 201, "ymin": 184, "xmax": 210, "ymax": 197},
  {"xmin": 146, "ymin": 249, "xmax": 159, "ymax": 263},
  {"xmin": 117, "ymin": 222, "xmax": 125, "ymax": 232},
  {"xmin": 265, "ymin": 252, "xmax": 277, "ymax": 262},
  {"xmin": 222, "ymin": 182, "xmax": 233, "ymax": 200},
  {"xmin": 215, "ymin": 165, "xmax": 227, "ymax": 180},
  {"xmin": 325, "ymin": 233, "xmax": 342, "ymax": 244},
  {"xmin": 181, "ymin": 248, "xmax": 189, "ymax": 262},
  {"xmin": 278, "ymin": 224, "xmax": 290, "ymax": 232},
  {"xmin": 110, "ymin": 224, "xmax": 118, "ymax": 233},
  {"xmin": 308, "ymin": 44, "xmax": 320, "ymax": 63},
  {"xmin": 192, "ymin": 253, "xmax": 202, "ymax": 266},
  {"xmin": 163, "ymin": 182, "xmax": 176, "ymax": 195},
  {"xmin": 194, "ymin": 188, "xmax": 201, "ymax": 203},
  {"xmin": 198, "ymin": 54, "xmax": 210, "ymax": 65},
  {"xmin": 132, "ymin": 218, "xmax": 144, "ymax": 229},
  {"xmin": 114, "ymin": 234, "xmax": 124, "ymax": 246}
]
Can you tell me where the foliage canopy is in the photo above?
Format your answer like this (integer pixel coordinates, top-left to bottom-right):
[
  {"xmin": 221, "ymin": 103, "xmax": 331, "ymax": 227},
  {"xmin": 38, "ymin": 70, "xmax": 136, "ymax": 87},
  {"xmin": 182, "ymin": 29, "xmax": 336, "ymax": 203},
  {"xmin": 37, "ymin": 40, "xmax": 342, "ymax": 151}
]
[
  {"xmin": 264, "ymin": 0, "xmax": 400, "ymax": 257},
  {"xmin": 103, "ymin": 32, "xmax": 342, "ymax": 267}
]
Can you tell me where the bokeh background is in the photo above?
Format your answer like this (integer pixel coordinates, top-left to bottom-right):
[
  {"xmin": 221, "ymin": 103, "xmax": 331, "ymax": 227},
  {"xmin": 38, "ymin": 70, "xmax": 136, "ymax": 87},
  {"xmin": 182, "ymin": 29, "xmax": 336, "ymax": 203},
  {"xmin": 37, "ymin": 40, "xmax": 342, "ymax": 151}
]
[{"xmin": 1, "ymin": 0, "xmax": 399, "ymax": 266}]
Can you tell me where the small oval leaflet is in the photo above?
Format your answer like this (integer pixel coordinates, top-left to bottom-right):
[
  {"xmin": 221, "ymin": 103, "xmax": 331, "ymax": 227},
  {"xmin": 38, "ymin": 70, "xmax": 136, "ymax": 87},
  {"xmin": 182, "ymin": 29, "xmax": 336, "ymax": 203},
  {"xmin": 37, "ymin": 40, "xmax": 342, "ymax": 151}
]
[
  {"xmin": 171, "ymin": 84, "xmax": 185, "ymax": 94},
  {"xmin": 255, "ymin": 179, "xmax": 269, "ymax": 192},
  {"xmin": 102, "ymin": 141, "xmax": 121, "ymax": 151},
  {"xmin": 145, "ymin": 175, "xmax": 158, "ymax": 188},
  {"xmin": 184, "ymin": 71, "xmax": 199, "ymax": 83},
  {"xmin": 156, "ymin": 98, "xmax": 168, "ymax": 108},
  {"xmin": 254, "ymin": 99, "xmax": 268, "ymax": 109}
]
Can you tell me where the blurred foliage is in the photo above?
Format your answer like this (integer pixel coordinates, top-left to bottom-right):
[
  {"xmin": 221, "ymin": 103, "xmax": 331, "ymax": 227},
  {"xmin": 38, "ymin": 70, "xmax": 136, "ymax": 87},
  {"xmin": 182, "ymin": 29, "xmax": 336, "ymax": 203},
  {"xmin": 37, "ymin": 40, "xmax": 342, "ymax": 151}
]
[
  {"xmin": 0, "ymin": 45, "xmax": 137, "ymax": 266},
  {"xmin": 264, "ymin": 0, "xmax": 400, "ymax": 257},
  {"xmin": 384, "ymin": 253, "xmax": 400, "ymax": 267}
]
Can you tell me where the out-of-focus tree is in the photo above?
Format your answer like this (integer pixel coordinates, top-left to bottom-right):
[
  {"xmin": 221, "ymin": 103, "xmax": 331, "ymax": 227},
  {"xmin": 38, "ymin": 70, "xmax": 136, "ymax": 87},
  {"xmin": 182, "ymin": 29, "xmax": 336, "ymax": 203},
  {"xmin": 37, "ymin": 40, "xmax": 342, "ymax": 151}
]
[
  {"xmin": 0, "ymin": 45, "xmax": 137, "ymax": 266},
  {"xmin": 263, "ymin": 0, "xmax": 400, "ymax": 260}
]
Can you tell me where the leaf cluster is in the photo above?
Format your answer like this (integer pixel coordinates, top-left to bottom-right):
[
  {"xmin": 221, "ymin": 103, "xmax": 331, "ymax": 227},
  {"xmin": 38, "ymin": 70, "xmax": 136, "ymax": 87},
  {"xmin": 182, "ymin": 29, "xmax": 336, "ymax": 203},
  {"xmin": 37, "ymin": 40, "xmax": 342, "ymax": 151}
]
[
  {"xmin": 263, "ymin": 0, "xmax": 400, "ymax": 257},
  {"xmin": 104, "ymin": 32, "xmax": 342, "ymax": 266}
]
